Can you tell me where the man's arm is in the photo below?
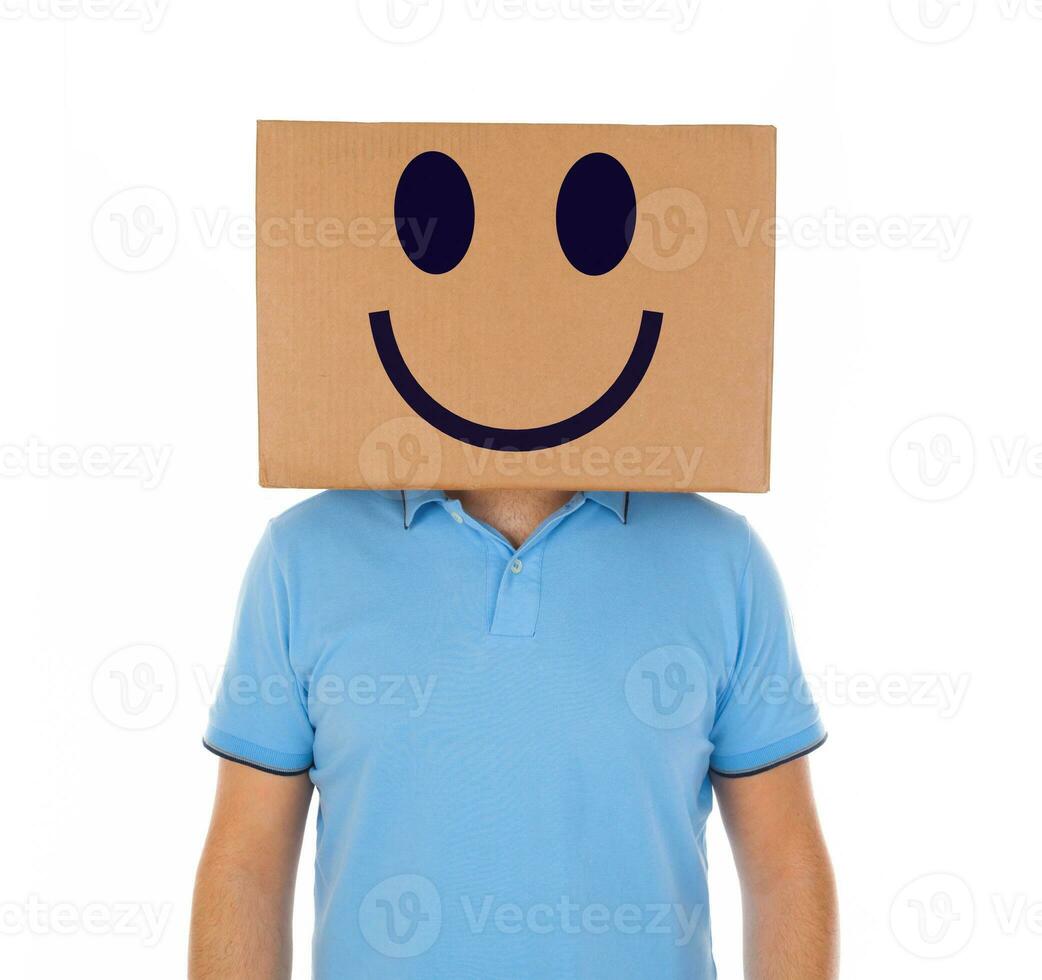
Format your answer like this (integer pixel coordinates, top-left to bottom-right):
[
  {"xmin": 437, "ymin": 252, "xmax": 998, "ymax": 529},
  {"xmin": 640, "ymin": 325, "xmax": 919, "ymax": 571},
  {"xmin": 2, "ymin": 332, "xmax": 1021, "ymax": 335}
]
[
  {"xmin": 713, "ymin": 758, "xmax": 838, "ymax": 980},
  {"xmin": 189, "ymin": 760, "xmax": 313, "ymax": 980}
]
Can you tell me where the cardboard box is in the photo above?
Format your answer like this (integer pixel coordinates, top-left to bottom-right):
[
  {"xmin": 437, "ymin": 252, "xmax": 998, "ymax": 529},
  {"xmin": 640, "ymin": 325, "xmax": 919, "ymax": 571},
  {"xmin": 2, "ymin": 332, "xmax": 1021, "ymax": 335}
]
[{"xmin": 256, "ymin": 121, "xmax": 775, "ymax": 492}]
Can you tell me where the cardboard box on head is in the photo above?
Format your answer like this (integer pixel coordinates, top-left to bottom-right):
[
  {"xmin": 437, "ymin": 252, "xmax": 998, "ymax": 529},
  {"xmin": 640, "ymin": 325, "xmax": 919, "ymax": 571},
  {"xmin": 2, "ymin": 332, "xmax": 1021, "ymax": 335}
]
[{"xmin": 256, "ymin": 121, "xmax": 776, "ymax": 492}]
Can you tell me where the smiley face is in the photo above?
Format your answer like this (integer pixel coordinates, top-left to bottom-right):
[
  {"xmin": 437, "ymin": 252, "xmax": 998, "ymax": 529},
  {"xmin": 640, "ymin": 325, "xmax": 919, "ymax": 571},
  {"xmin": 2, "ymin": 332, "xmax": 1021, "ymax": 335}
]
[
  {"xmin": 258, "ymin": 121, "xmax": 777, "ymax": 492},
  {"xmin": 370, "ymin": 150, "xmax": 663, "ymax": 453}
]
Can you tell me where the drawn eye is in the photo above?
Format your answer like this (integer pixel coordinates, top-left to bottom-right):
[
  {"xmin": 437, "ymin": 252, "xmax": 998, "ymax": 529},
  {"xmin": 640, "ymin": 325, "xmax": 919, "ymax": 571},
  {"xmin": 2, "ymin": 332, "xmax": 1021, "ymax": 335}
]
[
  {"xmin": 555, "ymin": 152, "xmax": 636, "ymax": 276},
  {"xmin": 394, "ymin": 151, "xmax": 475, "ymax": 275}
]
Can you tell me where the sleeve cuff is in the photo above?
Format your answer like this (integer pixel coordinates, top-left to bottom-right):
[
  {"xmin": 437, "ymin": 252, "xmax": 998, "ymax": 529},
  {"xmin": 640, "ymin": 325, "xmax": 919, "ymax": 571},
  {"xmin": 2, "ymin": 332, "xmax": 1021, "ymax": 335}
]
[
  {"xmin": 709, "ymin": 720, "xmax": 827, "ymax": 778},
  {"xmin": 203, "ymin": 725, "xmax": 313, "ymax": 776}
]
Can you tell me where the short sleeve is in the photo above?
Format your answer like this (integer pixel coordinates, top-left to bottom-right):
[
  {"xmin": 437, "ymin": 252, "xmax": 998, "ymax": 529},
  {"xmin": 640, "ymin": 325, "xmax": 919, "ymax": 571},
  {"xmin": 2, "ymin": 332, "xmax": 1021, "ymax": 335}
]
[
  {"xmin": 203, "ymin": 522, "xmax": 314, "ymax": 775},
  {"xmin": 709, "ymin": 524, "xmax": 826, "ymax": 778}
]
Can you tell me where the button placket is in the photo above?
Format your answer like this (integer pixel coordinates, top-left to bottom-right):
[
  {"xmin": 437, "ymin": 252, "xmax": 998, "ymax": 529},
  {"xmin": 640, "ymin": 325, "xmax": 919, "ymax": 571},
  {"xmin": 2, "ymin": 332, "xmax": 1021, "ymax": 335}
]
[
  {"xmin": 445, "ymin": 492, "xmax": 585, "ymax": 638},
  {"xmin": 489, "ymin": 539, "xmax": 546, "ymax": 637}
]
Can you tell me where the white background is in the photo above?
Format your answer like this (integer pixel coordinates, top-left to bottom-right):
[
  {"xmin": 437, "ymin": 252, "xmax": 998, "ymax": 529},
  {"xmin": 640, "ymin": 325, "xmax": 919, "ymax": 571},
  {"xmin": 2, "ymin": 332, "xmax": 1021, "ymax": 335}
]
[{"xmin": 2, "ymin": 0, "xmax": 1041, "ymax": 976}]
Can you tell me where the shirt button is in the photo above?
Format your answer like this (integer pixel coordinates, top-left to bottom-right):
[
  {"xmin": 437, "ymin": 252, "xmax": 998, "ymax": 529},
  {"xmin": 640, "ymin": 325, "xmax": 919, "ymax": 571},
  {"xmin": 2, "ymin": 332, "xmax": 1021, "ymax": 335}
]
[
  {"xmin": 510, "ymin": 558, "xmax": 523, "ymax": 574},
  {"xmin": 451, "ymin": 512, "xmax": 463, "ymax": 524}
]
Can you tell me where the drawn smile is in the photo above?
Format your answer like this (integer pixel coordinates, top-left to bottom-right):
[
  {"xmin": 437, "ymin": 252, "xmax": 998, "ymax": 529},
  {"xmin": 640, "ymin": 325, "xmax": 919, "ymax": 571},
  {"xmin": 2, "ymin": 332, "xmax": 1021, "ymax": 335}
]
[{"xmin": 368, "ymin": 309, "xmax": 663, "ymax": 453}]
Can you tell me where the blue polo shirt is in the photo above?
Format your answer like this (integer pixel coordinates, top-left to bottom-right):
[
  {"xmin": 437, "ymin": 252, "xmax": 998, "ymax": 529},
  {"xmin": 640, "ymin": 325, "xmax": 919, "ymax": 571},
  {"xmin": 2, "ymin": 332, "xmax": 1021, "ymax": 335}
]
[{"xmin": 204, "ymin": 490, "xmax": 825, "ymax": 978}]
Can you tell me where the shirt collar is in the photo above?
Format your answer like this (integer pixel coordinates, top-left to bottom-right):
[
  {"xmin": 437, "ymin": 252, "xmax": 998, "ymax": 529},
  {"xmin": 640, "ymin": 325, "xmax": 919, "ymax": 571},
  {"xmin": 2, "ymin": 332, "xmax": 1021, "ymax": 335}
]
[
  {"xmin": 376, "ymin": 489, "xmax": 446, "ymax": 528},
  {"xmin": 383, "ymin": 489, "xmax": 629, "ymax": 528},
  {"xmin": 581, "ymin": 491, "xmax": 629, "ymax": 524}
]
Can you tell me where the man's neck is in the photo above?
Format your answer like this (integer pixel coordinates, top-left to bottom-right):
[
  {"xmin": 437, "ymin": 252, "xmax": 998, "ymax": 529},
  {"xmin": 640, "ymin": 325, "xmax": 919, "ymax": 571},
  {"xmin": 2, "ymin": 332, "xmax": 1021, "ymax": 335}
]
[{"xmin": 448, "ymin": 489, "xmax": 574, "ymax": 549}]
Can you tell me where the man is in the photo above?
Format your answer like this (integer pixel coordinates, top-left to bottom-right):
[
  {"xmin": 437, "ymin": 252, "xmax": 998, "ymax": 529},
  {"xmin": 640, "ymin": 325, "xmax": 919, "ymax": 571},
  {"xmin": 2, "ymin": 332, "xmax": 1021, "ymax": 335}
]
[{"xmin": 190, "ymin": 487, "xmax": 837, "ymax": 978}]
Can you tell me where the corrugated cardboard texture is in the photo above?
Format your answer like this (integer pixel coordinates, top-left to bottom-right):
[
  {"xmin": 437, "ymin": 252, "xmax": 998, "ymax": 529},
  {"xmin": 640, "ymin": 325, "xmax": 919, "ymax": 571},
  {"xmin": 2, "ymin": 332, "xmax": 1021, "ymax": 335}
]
[{"xmin": 257, "ymin": 121, "xmax": 775, "ymax": 491}]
